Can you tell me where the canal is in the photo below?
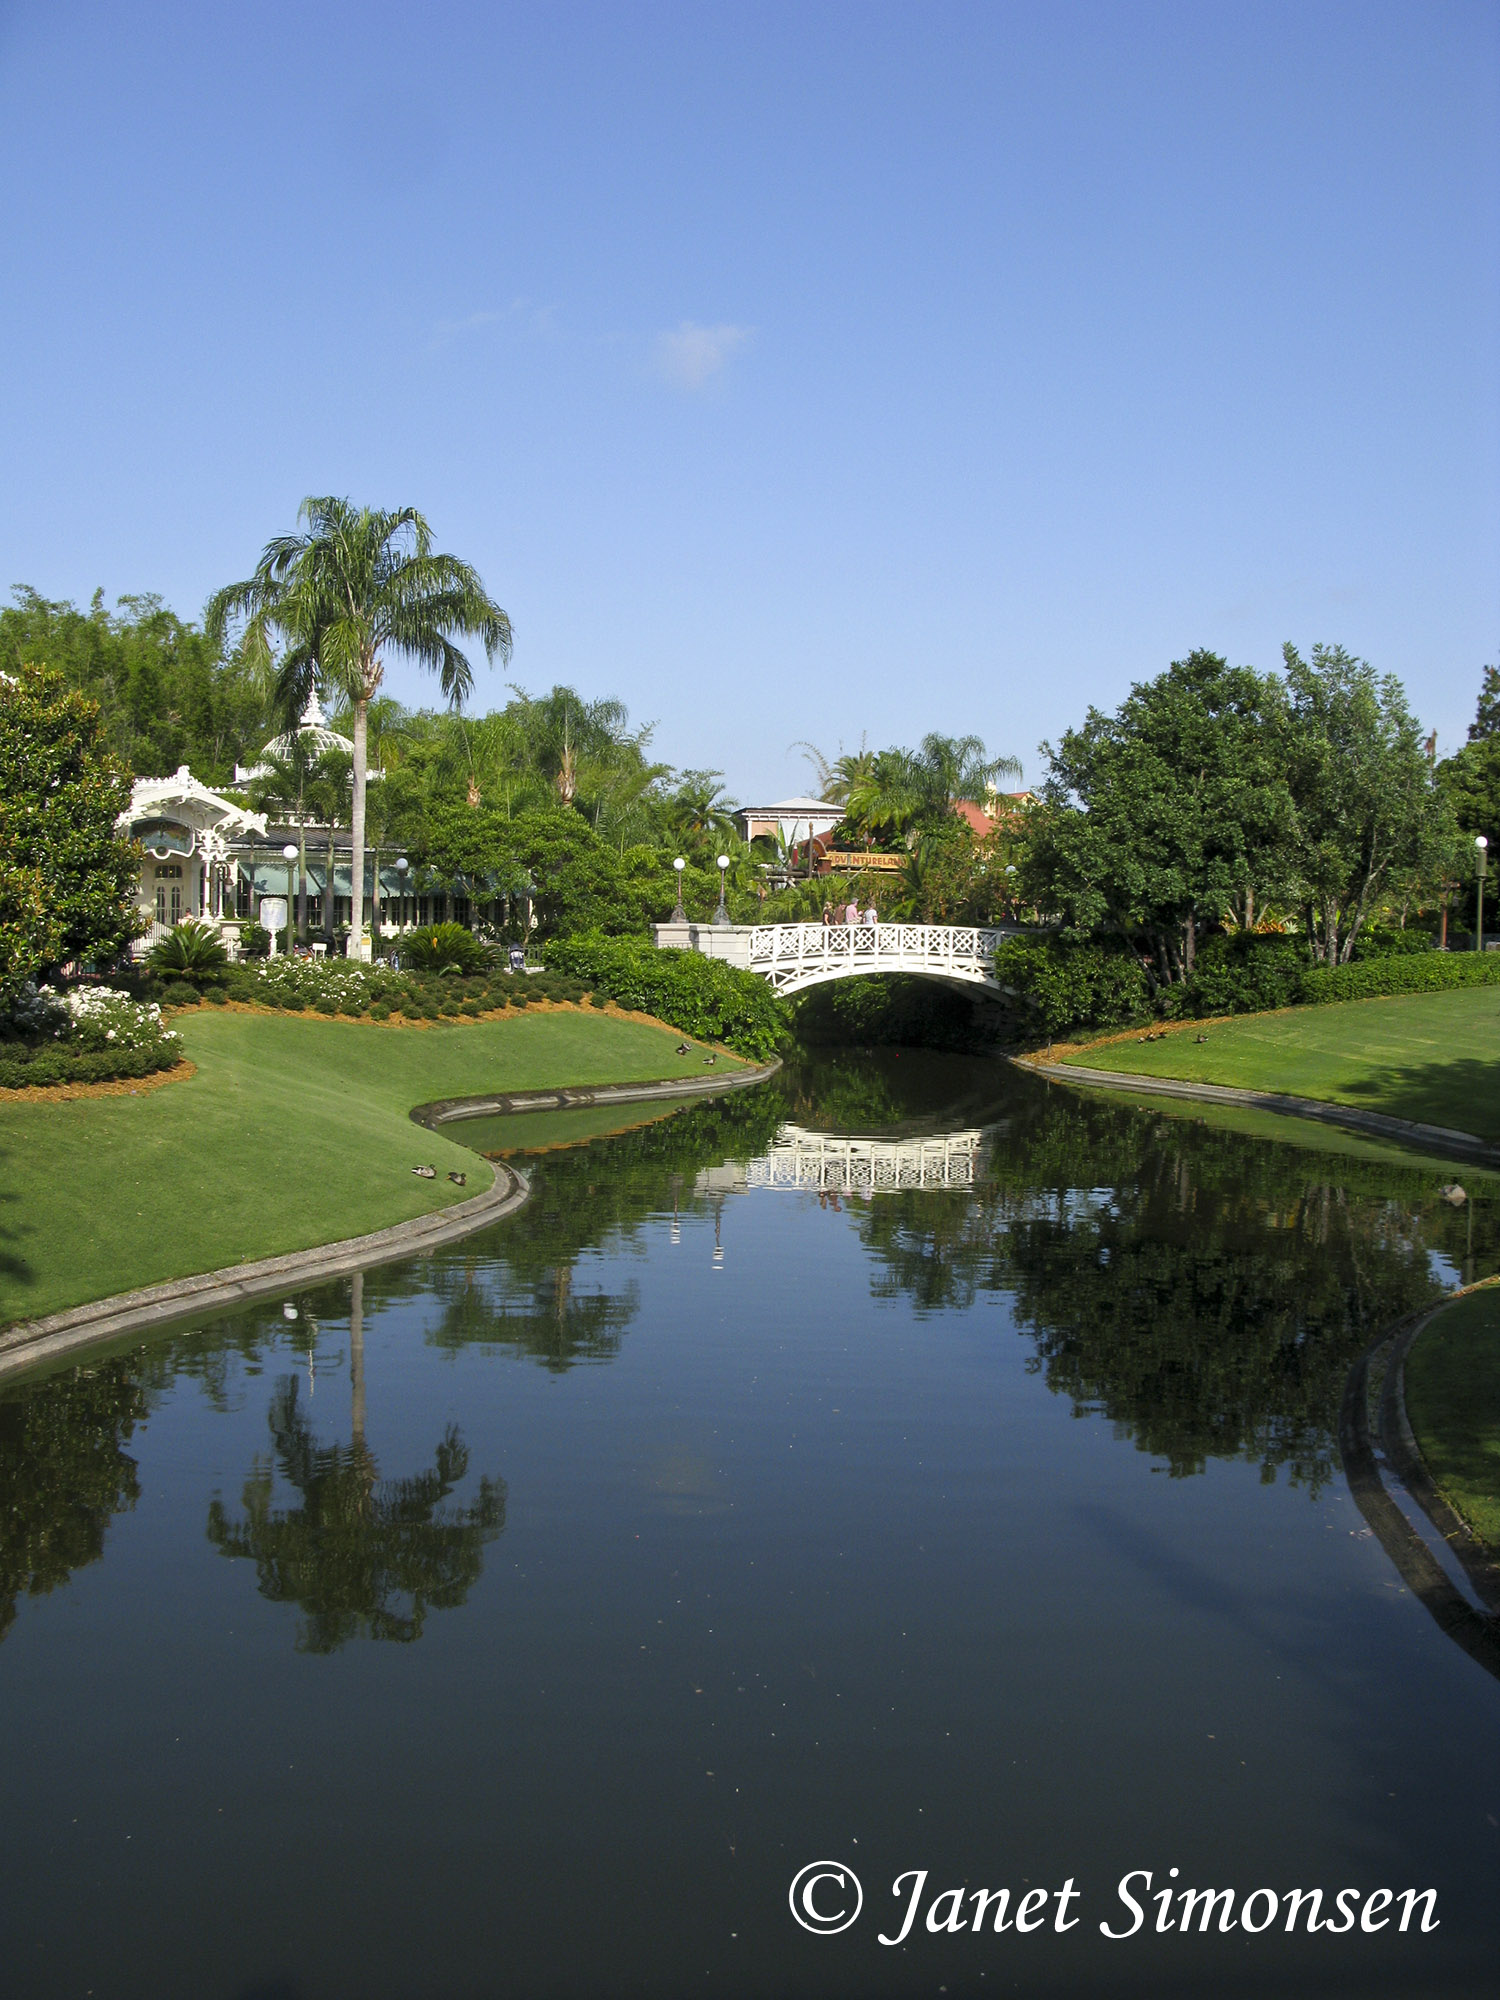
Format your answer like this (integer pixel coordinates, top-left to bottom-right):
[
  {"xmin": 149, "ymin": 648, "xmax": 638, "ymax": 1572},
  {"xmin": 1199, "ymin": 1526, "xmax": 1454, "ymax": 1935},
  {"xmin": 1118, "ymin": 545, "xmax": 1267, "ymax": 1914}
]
[{"xmin": 0, "ymin": 1050, "xmax": 1496, "ymax": 1998}]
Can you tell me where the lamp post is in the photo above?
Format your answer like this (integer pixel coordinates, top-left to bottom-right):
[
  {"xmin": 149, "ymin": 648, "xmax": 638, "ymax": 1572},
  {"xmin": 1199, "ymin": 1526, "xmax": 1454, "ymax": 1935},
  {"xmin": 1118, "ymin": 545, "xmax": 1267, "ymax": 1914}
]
[
  {"xmin": 281, "ymin": 843, "xmax": 298, "ymax": 959},
  {"xmin": 671, "ymin": 855, "xmax": 687, "ymax": 923},
  {"xmin": 1476, "ymin": 835, "xmax": 1488, "ymax": 952},
  {"xmin": 713, "ymin": 853, "xmax": 731, "ymax": 927},
  {"xmin": 396, "ymin": 855, "xmax": 409, "ymax": 929}
]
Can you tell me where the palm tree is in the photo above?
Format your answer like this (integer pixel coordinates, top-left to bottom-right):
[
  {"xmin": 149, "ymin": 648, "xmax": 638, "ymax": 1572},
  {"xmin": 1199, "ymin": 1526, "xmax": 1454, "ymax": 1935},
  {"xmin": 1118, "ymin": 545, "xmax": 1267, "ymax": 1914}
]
[
  {"xmin": 208, "ymin": 499, "xmax": 512, "ymax": 957},
  {"xmin": 667, "ymin": 770, "xmax": 739, "ymax": 847},
  {"xmin": 913, "ymin": 732, "xmax": 1021, "ymax": 817}
]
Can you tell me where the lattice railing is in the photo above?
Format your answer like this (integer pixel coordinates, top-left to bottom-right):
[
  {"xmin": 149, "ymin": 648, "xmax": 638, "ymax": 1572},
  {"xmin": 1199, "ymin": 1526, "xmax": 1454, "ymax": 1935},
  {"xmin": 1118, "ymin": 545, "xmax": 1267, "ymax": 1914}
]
[
  {"xmin": 745, "ymin": 1126, "xmax": 985, "ymax": 1192},
  {"xmin": 747, "ymin": 922, "xmax": 1002, "ymax": 976}
]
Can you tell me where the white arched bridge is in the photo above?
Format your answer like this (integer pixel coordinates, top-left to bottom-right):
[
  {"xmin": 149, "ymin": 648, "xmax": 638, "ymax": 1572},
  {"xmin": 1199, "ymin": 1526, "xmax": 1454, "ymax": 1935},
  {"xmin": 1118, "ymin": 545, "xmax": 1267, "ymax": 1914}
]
[{"xmin": 654, "ymin": 919, "xmax": 1010, "ymax": 997}]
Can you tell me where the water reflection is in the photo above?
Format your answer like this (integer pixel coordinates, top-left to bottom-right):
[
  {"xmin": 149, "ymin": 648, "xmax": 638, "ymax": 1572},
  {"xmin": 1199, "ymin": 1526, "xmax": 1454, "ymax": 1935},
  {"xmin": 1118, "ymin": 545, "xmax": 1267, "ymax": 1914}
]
[
  {"xmin": 0, "ymin": 1055, "xmax": 1494, "ymax": 1654},
  {"xmin": 206, "ymin": 1276, "xmax": 506, "ymax": 1652},
  {"xmin": 0, "ymin": 1358, "xmax": 145, "ymax": 1639}
]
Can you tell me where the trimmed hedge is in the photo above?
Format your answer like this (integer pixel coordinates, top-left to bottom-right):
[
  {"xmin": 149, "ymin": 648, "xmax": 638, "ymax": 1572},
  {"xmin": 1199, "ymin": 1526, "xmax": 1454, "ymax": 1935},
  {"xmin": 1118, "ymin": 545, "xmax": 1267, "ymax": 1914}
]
[
  {"xmin": 0, "ymin": 1044, "xmax": 181, "ymax": 1090},
  {"xmin": 998, "ymin": 929, "xmax": 1500, "ymax": 1037},
  {"xmin": 545, "ymin": 934, "xmax": 788, "ymax": 1060},
  {"xmin": 1300, "ymin": 950, "xmax": 1500, "ymax": 1004}
]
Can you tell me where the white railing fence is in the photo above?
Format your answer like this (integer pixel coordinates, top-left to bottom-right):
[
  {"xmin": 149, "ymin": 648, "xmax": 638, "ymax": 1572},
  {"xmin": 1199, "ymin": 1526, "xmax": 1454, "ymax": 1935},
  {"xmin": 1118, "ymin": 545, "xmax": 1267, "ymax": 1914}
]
[
  {"xmin": 745, "ymin": 922, "xmax": 1003, "ymax": 991},
  {"xmin": 746, "ymin": 1126, "xmax": 985, "ymax": 1193}
]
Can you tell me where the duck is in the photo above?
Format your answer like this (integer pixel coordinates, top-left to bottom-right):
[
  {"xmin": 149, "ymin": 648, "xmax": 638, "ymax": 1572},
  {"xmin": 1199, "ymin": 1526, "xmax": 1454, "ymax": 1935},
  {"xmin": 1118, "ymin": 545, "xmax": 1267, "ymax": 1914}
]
[
  {"xmin": 448, "ymin": 1170, "xmax": 467, "ymax": 1186},
  {"xmin": 413, "ymin": 1164, "xmax": 437, "ymax": 1179},
  {"xmin": 675, "ymin": 1041, "xmax": 691, "ymax": 1054},
  {"xmin": 703, "ymin": 1054, "xmax": 717, "ymax": 1066}
]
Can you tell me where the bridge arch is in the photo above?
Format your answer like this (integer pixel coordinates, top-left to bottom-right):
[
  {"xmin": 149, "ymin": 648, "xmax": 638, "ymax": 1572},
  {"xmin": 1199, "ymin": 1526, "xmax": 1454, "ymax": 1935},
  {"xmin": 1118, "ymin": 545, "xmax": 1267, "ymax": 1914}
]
[{"xmin": 653, "ymin": 921, "xmax": 1012, "ymax": 997}]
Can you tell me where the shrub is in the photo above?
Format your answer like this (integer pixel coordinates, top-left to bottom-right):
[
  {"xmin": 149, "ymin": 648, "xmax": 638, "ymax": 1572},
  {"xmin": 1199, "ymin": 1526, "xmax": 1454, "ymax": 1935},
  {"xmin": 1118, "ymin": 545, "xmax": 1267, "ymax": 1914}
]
[
  {"xmin": 1350, "ymin": 926, "xmax": 1438, "ymax": 959},
  {"xmin": 1175, "ymin": 935, "xmax": 1309, "ymax": 1018},
  {"xmin": 992, "ymin": 937, "xmax": 1151, "ymax": 1038},
  {"xmin": 0, "ymin": 982, "xmax": 182, "ymax": 1087},
  {"xmin": 402, "ymin": 923, "xmax": 488, "ymax": 975},
  {"xmin": 237, "ymin": 921, "xmax": 272, "ymax": 958},
  {"xmin": 148, "ymin": 919, "xmax": 229, "ymax": 979},
  {"xmin": 0, "ymin": 1042, "xmax": 181, "ymax": 1089},
  {"xmin": 1300, "ymin": 951, "xmax": 1500, "ymax": 1004},
  {"xmin": 370, "ymin": 1003, "xmax": 390, "ymax": 1021},
  {"xmin": 545, "ymin": 934, "xmax": 788, "ymax": 1060}
]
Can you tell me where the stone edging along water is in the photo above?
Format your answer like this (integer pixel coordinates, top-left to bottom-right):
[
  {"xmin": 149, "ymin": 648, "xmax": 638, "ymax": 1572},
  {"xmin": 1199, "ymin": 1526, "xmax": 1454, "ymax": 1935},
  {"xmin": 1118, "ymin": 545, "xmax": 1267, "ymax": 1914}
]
[
  {"xmin": 1340, "ymin": 1289, "xmax": 1500, "ymax": 1683},
  {"xmin": 0, "ymin": 1058, "xmax": 782, "ymax": 1384},
  {"xmin": 1019, "ymin": 1051, "xmax": 1500, "ymax": 1675},
  {"xmin": 407, "ymin": 1053, "xmax": 781, "ymax": 1131},
  {"xmin": 1014, "ymin": 1056, "xmax": 1500, "ymax": 1169}
]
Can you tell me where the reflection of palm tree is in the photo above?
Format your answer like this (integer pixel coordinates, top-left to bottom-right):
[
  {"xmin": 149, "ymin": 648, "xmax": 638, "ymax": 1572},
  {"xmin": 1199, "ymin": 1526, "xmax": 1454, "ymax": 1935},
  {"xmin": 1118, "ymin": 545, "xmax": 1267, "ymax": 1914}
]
[{"xmin": 207, "ymin": 1274, "xmax": 504, "ymax": 1651}]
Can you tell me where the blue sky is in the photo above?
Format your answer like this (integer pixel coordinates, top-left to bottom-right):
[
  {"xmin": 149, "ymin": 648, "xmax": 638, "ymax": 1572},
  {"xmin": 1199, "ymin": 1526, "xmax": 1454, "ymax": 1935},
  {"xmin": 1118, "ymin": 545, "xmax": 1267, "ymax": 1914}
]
[{"xmin": 1, "ymin": 0, "xmax": 1495, "ymax": 798}]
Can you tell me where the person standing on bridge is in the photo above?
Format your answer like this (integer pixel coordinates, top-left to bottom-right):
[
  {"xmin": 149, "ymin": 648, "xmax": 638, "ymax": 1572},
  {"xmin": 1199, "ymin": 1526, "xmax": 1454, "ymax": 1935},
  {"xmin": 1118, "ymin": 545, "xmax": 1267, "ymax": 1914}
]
[
  {"xmin": 821, "ymin": 902, "xmax": 833, "ymax": 926},
  {"xmin": 845, "ymin": 897, "xmax": 859, "ymax": 926},
  {"xmin": 864, "ymin": 903, "xmax": 878, "ymax": 927}
]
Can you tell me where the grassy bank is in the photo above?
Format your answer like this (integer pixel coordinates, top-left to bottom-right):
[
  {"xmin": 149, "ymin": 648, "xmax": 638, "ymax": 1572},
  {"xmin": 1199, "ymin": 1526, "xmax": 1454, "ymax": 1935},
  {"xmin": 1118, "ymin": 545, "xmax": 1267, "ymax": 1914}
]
[
  {"xmin": 1405, "ymin": 1288, "xmax": 1500, "ymax": 1549},
  {"xmin": 0, "ymin": 1008, "xmax": 735, "ymax": 1325},
  {"xmin": 1057, "ymin": 989, "xmax": 1500, "ymax": 1142}
]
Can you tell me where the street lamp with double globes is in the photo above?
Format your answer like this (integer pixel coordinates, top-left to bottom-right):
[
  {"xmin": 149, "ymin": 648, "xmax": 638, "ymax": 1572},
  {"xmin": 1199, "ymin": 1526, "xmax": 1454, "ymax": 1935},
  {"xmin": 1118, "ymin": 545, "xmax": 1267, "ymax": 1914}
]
[
  {"xmin": 281, "ymin": 842, "xmax": 298, "ymax": 958},
  {"xmin": 713, "ymin": 853, "xmax": 731, "ymax": 927},
  {"xmin": 671, "ymin": 855, "xmax": 687, "ymax": 923},
  {"xmin": 1476, "ymin": 835, "xmax": 1488, "ymax": 953}
]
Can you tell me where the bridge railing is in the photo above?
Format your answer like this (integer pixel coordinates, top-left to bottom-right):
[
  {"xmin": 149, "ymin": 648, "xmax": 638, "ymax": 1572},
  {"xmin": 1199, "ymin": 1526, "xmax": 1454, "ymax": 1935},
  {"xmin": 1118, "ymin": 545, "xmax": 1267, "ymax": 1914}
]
[{"xmin": 747, "ymin": 922, "xmax": 1004, "ymax": 969}]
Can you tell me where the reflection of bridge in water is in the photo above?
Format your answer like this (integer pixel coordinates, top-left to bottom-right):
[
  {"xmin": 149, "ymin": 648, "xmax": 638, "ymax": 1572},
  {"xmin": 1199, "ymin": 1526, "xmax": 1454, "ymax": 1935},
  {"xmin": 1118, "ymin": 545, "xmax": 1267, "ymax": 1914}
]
[{"xmin": 697, "ymin": 1124, "xmax": 985, "ymax": 1197}]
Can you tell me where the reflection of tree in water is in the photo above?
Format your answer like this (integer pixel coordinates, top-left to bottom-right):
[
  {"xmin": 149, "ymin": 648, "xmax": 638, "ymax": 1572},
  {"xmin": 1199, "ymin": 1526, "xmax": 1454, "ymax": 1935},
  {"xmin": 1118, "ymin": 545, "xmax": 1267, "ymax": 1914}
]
[
  {"xmin": 207, "ymin": 1275, "xmax": 505, "ymax": 1652},
  {"xmin": 366, "ymin": 1087, "xmax": 793, "ymax": 1372},
  {"xmin": 0, "ymin": 1358, "xmax": 147, "ymax": 1641},
  {"xmin": 776, "ymin": 1048, "xmax": 1009, "ymax": 1135},
  {"xmin": 857, "ymin": 1084, "xmax": 1498, "ymax": 1489}
]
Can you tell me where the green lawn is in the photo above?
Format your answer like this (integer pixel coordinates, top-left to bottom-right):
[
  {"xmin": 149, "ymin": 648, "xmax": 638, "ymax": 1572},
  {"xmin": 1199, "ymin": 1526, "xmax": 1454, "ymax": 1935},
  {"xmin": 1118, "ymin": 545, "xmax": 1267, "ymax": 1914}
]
[
  {"xmin": 1060, "ymin": 989, "xmax": 1500, "ymax": 1142},
  {"xmin": 1405, "ymin": 1287, "xmax": 1500, "ymax": 1550},
  {"xmin": 0, "ymin": 1008, "xmax": 731, "ymax": 1325}
]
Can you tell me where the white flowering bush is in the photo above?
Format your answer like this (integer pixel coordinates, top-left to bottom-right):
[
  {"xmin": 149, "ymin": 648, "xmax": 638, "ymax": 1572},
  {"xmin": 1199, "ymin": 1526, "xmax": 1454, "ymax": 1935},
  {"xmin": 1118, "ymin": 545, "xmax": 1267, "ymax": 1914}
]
[
  {"xmin": 62, "ymin": 986, "xmax": 182, "ymax": 1056},
  {"xmin": 0, "ymin": 981, "xmax": 183, "ymax": 1087},
  {"xmin": 0, "ymin": 981, "xmax": 68, "ymax": 1040},
  {"xmin": 247, "ymin": 956, "xmax": 379, "ymax": 1008}
]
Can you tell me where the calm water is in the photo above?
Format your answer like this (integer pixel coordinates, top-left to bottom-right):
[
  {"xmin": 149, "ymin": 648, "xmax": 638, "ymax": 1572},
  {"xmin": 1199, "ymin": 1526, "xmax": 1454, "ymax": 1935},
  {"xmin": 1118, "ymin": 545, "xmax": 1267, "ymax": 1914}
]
[{"xmin": 2, "ymin": 1052, "xmax": 1498, "ymax": 2000}]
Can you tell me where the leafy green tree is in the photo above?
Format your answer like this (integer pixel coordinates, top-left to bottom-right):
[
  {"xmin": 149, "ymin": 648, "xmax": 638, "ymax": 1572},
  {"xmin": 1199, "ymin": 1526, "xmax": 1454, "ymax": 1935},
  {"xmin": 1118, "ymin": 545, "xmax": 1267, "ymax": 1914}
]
[
  {"xmin": 497, "ymin": 810, "xmax": 658, "ymax": 937},
  {"xmin": 0, "ymin": 664, "xmax": 140, "ymax": 984},
  {"xmin": 207, "ymin": 498, "xmax": 512, "ymax": 957},
  {"xmin": 0, "ymin": 587, "xmax": 268, "ymax": 782},
  {"xmin": 1282, "ymin": 643, "xmax": 1453, "ymax": 962},
  {"xmin": 1023, "ymin": 650, "xmax": 1295, "ymax": 983}
]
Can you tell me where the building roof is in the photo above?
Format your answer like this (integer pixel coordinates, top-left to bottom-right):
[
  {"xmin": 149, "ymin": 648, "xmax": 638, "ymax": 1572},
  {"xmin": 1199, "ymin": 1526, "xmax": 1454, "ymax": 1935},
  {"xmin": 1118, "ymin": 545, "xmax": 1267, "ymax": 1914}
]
[
  {"xmin": 741, "ymin": 796, "xmax": 840, "ymax": 814},
  {"xmin": 234, "ymin": 693, "xmax": 383, "ymax": 785},
  {"xmin": 121, "ymin": 769, "xmax": 267, "ymax": 839}
]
